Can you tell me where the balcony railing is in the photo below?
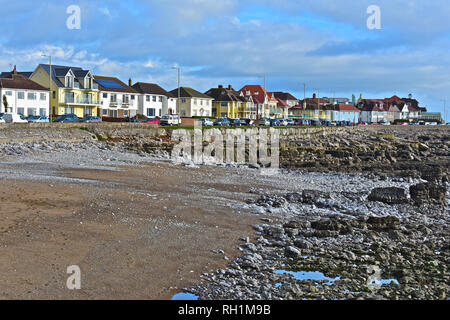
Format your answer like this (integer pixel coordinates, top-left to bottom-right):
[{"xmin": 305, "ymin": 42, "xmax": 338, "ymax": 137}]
[{"xmin": 61, "ymin": 96, "xmax": 100, "ymax": 105}]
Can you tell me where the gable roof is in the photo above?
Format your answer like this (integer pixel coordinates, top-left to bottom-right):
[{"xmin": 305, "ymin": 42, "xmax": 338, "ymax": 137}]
[
  {"xmin": 169, "ymin": 87, "xmax": 213, "ymax": 99},
  {"xmin": 273, "ymin": 92, "xmax": 298, "ymax": 101},
  {"xmin": 132, "ymin": 82, "xmax": 174, "ymax": 97},
  {"xmin": 94, "ymin": 75, "xmax": 137, "ymax": 93},
  {"xmin": 335, "ymin": 104, "xmax": 360, "ymax": 112},
  {"xmin": 0, "ymin": 73, "xmax": 48, "ymax": 91},
  {"xmin": 36, "ymin": 64, "xmax": 92, "ymax": 88},
  {"xmin": 0, "ymin": 71, "xmax": 32, "ymax": 78},
  {"xmin": 205, "ymin": 86, "xmax": 243, "ymax": 102}
]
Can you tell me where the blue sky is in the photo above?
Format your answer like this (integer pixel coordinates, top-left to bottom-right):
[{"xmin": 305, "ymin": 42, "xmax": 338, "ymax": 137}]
[{"xmin": 0, "ymin": 0, "xmax": 449, "ymax": 119}]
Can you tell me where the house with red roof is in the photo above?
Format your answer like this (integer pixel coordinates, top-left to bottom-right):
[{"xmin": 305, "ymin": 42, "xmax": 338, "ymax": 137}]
[
  {"xmin": 238, "ymin": 85, "xmax": 278, "ymax": 119},
  {"xmin": 330, "ymin": 104, "xmax": 361, "ymax": 124}
]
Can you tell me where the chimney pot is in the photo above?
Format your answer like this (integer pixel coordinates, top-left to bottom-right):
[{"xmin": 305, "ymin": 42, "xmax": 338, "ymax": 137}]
[
  {"xmin": 129, "ymin": 78, "xmax": 132, "ymax": 87},
  {"xmin": 218, "ymin": 85, "xmax": 223, "ymax": 89},
  {"xmin": 228, "ymin": 85, "xmax": 232, "ymax": 90}
]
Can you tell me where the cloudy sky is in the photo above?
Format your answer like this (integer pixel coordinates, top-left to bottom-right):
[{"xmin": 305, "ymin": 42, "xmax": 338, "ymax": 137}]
[{"xmin": 0, "ymin": 0, "xmax": 449, "ymax": 119}]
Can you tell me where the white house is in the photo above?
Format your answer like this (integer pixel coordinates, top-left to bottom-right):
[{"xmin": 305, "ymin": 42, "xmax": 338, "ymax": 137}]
[
  {"xmin": 132, "ymin": 82, "xmax": 177, "ymax": 117},
  {"xmin": 94, "ymin": 76, "xmax": 138, "ymax": 119},
  {"xmin": 168, "ymin": 87, "xmax": 213, "ymax": 117},
  {"xmin": 0, "ymin": 68, "xmax": 49, "ymax": 116}
]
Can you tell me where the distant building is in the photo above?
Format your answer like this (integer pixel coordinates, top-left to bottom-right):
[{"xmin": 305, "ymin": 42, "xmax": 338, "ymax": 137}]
[
  {"xmin": 132, "ymin": 82, "xmax": 176, "ymax": 117},
  {"xmin": 330, "ymin": 104, "xmax": 361, "ymax": 124},
  {"xmin": 419, "ymin": 112, "xmax": 443, "ymax": 123},
  {"xmin": 30, "ymin": 64, "xmax": 100, "ymax": 117},
  {"xmin": 0, "ymin": 66, "xmax": 49, "ymax": 116},
  {"xmin": 94, "ymin": 76, "xmax": 138, "ymax": 119},
  {"xmin": 168, "ymin": 87, "xmax": 213, "ymax": 117}
]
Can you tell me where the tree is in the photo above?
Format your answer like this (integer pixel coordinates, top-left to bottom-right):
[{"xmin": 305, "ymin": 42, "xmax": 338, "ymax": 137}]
[{"xmin": 3, "ymin": 94, "xmax": 8, "ymax": 113}]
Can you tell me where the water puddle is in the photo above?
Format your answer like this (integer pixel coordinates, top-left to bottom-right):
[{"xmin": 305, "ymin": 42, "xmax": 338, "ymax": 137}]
[
  {"xmin": 275, "ymin": 269, "xmax": 340, "ymax": 285},
  {"xmin": 171, "ymin": 292, "xmax": 199, "ymax": 300},
  {"xmin": 370, "ymin": 278, "xmax": 400, "ymax": 286}
]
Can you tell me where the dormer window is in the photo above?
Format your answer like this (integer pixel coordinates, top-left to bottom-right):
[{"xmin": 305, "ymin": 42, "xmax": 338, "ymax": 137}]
[{"xmin": 66, "ymin": 75, "xmax": 73, "ymax": 88}]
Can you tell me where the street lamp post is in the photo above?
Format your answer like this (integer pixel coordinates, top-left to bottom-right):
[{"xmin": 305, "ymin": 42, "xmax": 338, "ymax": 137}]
[
  {"xmin": 172, "ymin": 67, "xmax": 180, "ymax": 115},
  {"xmin": 42, "ymin": 54, "xmax": 52, "ymax": 122}
]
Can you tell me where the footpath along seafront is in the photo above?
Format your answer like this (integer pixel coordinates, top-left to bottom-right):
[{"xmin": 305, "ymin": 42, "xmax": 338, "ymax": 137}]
[{"xmin": 0, "ymin": 124, "xmax": 448, "ymax": 299}]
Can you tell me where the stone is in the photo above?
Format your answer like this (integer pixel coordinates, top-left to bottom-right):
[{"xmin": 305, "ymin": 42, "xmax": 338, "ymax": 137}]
[
  {"xmin": 285, "ymin": 246, "xmax": 300, "ymax": 259},
  {"xmin": 368, "ymin": 187, "xmax": 408, "ymax": 205},
  {"xmin": 366, "ymin": 216, "xmax": 400, "ymax": 231},
  {"xmin": 410, "ymin": 183, "xmax": 446, "ymax": 205}
]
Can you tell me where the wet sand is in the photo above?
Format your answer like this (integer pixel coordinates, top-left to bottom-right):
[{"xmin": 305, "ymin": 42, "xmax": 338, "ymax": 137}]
[{"xmin": 0, "ymin": 162, "xmax": 263, "ymax": 299}]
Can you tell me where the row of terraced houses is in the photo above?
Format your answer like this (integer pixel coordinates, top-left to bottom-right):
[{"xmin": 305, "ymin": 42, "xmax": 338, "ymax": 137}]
[{"xmin": 0, "ymin": 64, "xmax": 441, "ymax": 123}]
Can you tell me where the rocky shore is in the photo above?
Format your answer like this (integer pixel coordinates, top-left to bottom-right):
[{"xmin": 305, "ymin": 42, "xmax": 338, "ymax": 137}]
[{"xmin": 0, "ymin": 125, "xmax": 448, "ymax": 300}]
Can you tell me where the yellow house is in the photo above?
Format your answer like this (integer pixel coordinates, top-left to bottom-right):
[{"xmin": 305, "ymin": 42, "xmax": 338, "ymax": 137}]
[
  {"xmin": 30, "ymin": 64, "xmax": 100, "ymax": 118},
  {"xmin": 205, "ymin": 85, "xmax": 255, "ymax": 119}
]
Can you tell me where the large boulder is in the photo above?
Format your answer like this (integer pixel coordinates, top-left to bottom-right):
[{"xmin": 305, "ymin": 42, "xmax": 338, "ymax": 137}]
[
  {"xmin": 410, "ymin": 183, "xmax": 446, "ymax": 205},
  {"xmin": 368, "ymin": 187, "xmax": 408, "ymax": 205},
  {"xmin": 367, "ymin": 216, "xmax": 400, "ymax": 231}
]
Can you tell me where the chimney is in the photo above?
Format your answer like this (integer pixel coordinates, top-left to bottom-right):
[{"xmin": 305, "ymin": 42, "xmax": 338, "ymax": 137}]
[
  {"xmin": 408, "ymin": 93, "xmax": 412, "ymax": 99},
  {"xmin": 13, "ymin": 65, "xmax": 17, "ymax": 75},
  {"xmin": 313, "ymin": 93, "xmax": 317, "ymax": 99},
  {"xmin": 228, "ymin": 85, "xmax": 232, "ymax": 90},
  {"xmin": 129, "ymin": 78, "xmax": 132, "ymax": 87},
  {"xmin": 218, "ymin": 85, "xmax": 223, "ymax": 89}
]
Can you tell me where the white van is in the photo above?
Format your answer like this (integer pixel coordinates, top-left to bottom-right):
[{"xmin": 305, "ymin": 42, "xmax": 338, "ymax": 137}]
[
  {"xmin": 160, "ymin": 114, "xmax": 181, "ymax": 126},
  {"xmin": 2, "ymin": 113, "xmax": 28, "ymax": 124}
]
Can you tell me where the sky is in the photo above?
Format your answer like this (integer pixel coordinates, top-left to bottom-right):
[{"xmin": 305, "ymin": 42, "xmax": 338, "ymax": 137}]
[{"xmin": 0, "ymin": 0, "xmax": 449, "ymax": 120}]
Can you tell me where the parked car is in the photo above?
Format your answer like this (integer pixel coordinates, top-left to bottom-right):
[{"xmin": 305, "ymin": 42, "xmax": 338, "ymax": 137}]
[
  {"xmin": 53, "ymin": 114, "xmax": 79, "ymax": 123},
  {"xmin": 258, "ymin": 119, "xmax": 270, "ymax": 126},
  {"xmin": 141, "ymin": 117, "xmax": 159, "ymax": 124},
  {"xmin": 160, "ymin": 114, "xmax": 181, "ymax": 126},
  {"xmin": 311, "ymin": 120, "xmax": 321, "ymax": 126},
  {"xmin": 239, "ymin": 118, "xmax": 254, "ymax": 126},
  {"xmin": 2, "ymin": 113, "xmax": 28, "ymax": 123},
  {"xmin": 380, "ymin": 121, "xmax": 390, "ymax": 126},
  {"xmin": 229, "ymin": 119, "xmax": 241, "ymax": 127},
  {"xmin": 0, "ymin": 117, "xmax": 5, "ymax": 124},
  {"xmin": 425, "ymin": 122, "xmax": 437, "ymax": 126},
  {"xmin": 80, "ymin": 116, "xmax": 102, "ymax": 123},
  {"xmin": 27, "ymin": 115, "xmax": 50, "ymax": 123},
  {"xmin": 199, "ymin": 118, "xmax": 214, "ymax": 126},
  {"xmin": 269, "ymin": 119, "xmax": 281, "ymax": 127},
  {"xmin": 285, "ymin": 119, "xmax": 294, "ymax": 126},
  {"xmin": 278, "ymin": 119, "xmax": 288, "ymax": 126},
  {"xmin": 121, "ymin": 117, "xmax": 140, "ymax": 123},
  {"xmin": 214, "ymin": 118, "xmax": 230, "ymax": 126}
]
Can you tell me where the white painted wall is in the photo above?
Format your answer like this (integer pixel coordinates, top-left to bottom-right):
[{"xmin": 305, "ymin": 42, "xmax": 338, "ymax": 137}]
[
  {"xmin": 99, "ymin": 91, "xmax": 138, "ymax": 117},
  {"xmin": 0, "ymin": 88, "xmax": 49, "ymax": 116}
]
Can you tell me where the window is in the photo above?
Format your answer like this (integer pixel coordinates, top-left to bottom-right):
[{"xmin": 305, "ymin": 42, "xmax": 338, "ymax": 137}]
[
  {"xmin": 27, "ymin": 108, "xmax": 36, "ymax": 116},
  {"xmin": 5, "ymin": 91, "xmax": 12, "ymax": 96},
  {"xmin": 110, "ymin": 94, "xmax": 117, "ymax": 103},
  {"xmin": 17, "ymin": 108, "xmax": 25, "ymax": 115},
  {"xmin": 39, "ymin": 108, "xmax": 46, "ymax": 116},
  {"xmin": 28, "ymin": 92, "xmax": 37, "ymax": 100},
  {"xmin": 124, "ymin": 110, "xmax": 129, "ymax": 117},
  {"xmin": 123, "ymin": 95, "xmax": 130, "ymax": 103},
  {"xmin": 146, "ymin": 108, "xmax": 155, "ymax": 117},
  {"xmin": 40, "ymin": 93, "xmax": 46, "ymax": 100},
  {"xmin": 159, "ymin": 109, "xmax": 161, "ymax": 117},
  {"xmin": 84, "ymin": 107, "xmax": 92, "ymax": 116},
  {"xmin": 194, "ymin": 99, "xmax": 197, "ymax": 105},
  {"xmin": 102, "ymin": 109, "xmax": 108, "ymax": 115},
  {"xmin": 109, "ymin": 109, "xmax": 118, "ymax": 118},
  {"xmin": 221, "ymin": 102, "xmax": 228, "ymax": 107},
  {"xmin": 131, "ymin": 95, "xmax": 135, "ymax": 100},
  {"xmin": 103, "ymin": 93, "xmax": 108, "ymax": 98},
  {"xmin": 66, "ymin": 75, "xmax": 73, "ymax": 88},
  {"xmin": 153, "ymin": 96, "xmax": 157, "ymax": 102},
  {"xmin": 18, "ymin": 92, "xmax": 25, "ymax": 99},
  {"xmin": 181, "ymin": 98, "xmax": 187, "ymax": 103},
  {"xmin": 200, "ymin": 100, "xmax": 203, "ymax": 106},
  {"xmin": 53, "ymin": 91, "xmax": 56, "ymax": 99},
  {"xmin": 146, "ymin": 95, "xmax": 150, "ymax": 102},
  {"xmin": 65, "ymin": 92, "xmax": 74, "ymax": 103},
  {"xmin": 159, "ymin": 96, "xmax": 163, "ymax": 102},
  {"xmin": 64, "ymin": 107, "xmax": 74, "ymax": 114}
]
